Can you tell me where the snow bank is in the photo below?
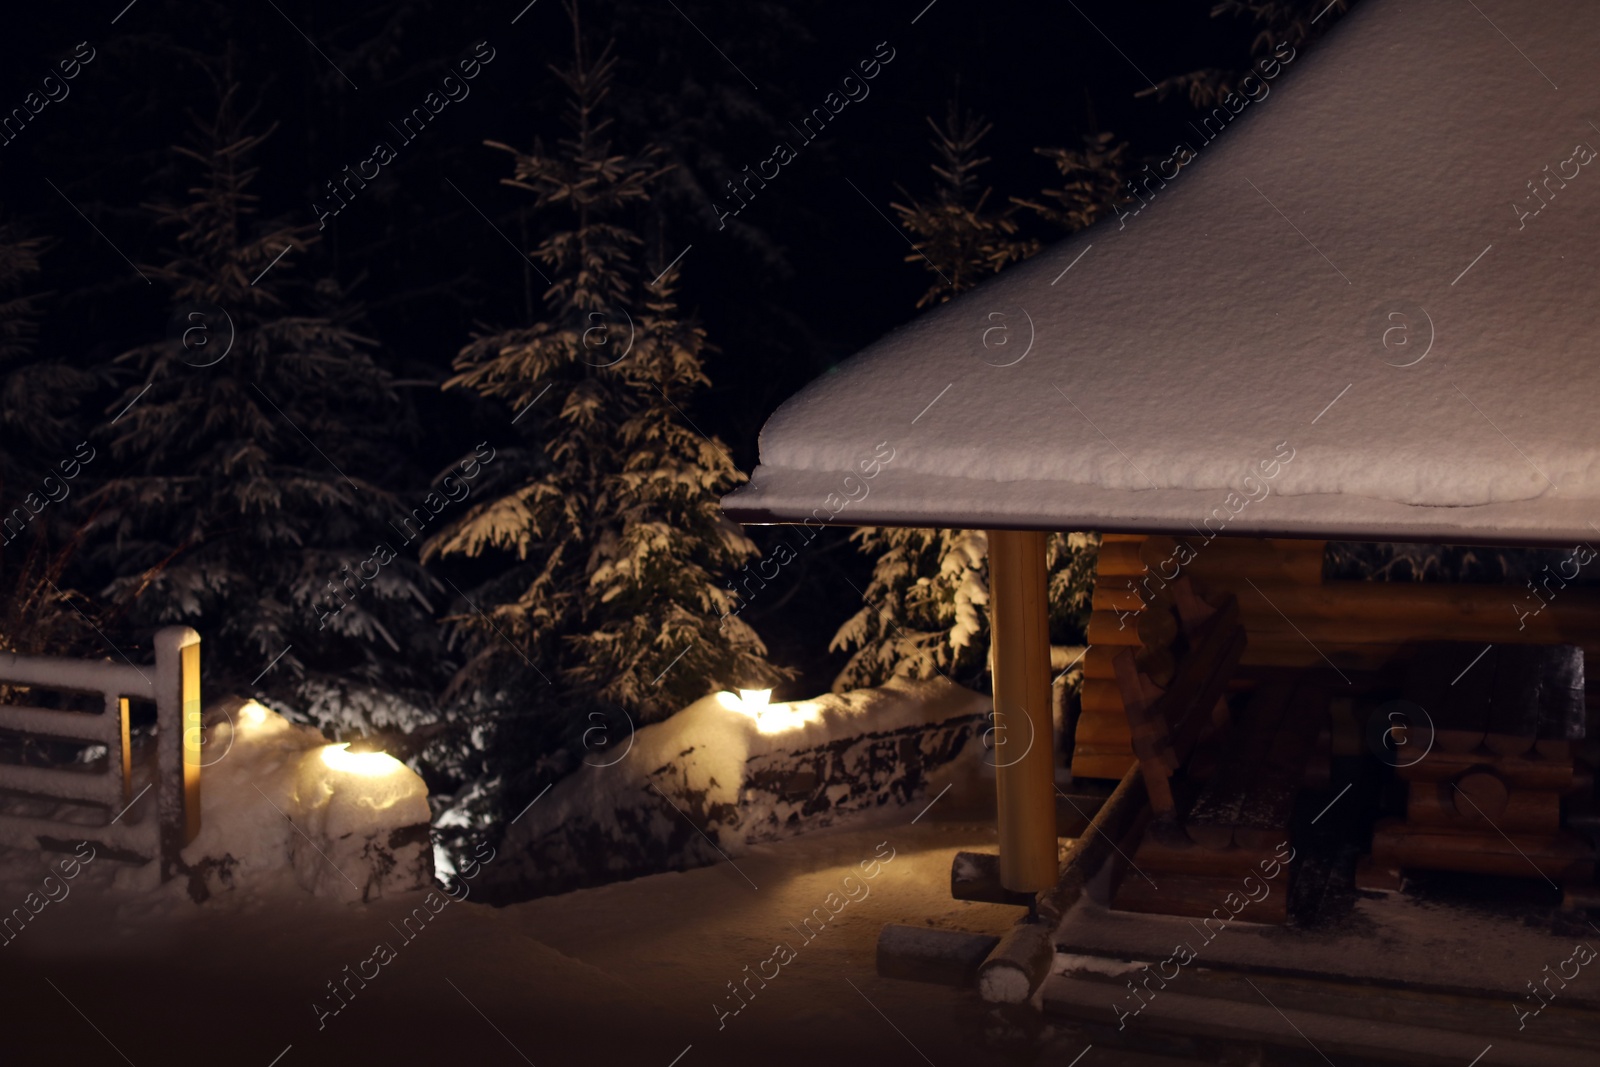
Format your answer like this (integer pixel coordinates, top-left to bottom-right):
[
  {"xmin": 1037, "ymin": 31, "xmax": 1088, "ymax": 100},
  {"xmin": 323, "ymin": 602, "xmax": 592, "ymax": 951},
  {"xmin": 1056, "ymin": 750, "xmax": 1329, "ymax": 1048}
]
[
  {"xmin": 179, "ymin": 696, "xmax": 431, "ymax": 904},
  {"xmin": 725, "ymin": 0, "xmax": 1600, "ymax": 545},
  {"xmin": 478, "ymin": 678, "xmax": 991, "ymax": 900}
]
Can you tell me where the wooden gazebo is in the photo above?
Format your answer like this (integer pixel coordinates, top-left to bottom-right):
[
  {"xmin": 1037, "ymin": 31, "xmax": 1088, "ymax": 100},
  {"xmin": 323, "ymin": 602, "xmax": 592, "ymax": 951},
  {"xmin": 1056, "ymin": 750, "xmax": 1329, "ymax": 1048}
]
[{"xmin": 724, "ymin": 0, "xmax": 1600, "ymax": 1059}]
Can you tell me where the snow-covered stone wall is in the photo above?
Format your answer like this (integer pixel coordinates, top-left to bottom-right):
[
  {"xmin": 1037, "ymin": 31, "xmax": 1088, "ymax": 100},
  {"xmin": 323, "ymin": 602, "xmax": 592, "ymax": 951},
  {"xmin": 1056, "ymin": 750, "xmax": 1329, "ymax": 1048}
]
[{"xmin": 477, "ymin": 679, "xmax": 992, "ymax": 902}]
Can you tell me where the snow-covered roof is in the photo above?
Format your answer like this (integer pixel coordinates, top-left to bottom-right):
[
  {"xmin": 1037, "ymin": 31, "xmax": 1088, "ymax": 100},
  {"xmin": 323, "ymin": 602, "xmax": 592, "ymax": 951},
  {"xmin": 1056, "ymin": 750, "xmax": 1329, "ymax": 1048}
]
[{"xmin": 723, "ymin": 0, "xmax": 1600, "ymax": 546}]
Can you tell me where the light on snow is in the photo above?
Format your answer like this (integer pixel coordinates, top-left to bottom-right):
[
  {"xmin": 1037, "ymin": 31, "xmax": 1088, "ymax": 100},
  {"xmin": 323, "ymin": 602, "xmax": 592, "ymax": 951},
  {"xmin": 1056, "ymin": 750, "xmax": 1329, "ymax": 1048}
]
[
  {"xmin": 716, "ymin": 689, "xmax": 820, "ymax": 734},
  {"xmin": 320, "ymin": 742, "xmax": 407, "ymax": 777}
]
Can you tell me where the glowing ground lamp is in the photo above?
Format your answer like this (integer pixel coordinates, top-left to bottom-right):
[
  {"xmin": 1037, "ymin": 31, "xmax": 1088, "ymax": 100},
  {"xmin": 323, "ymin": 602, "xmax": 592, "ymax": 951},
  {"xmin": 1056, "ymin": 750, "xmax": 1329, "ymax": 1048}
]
[
  {"xmin": 320, "ymin": 742, "xmax": 409, "ymax": 778},
  {"xmin": 715, "ymin": 688, "xmax": 822, "ymax": 734}
]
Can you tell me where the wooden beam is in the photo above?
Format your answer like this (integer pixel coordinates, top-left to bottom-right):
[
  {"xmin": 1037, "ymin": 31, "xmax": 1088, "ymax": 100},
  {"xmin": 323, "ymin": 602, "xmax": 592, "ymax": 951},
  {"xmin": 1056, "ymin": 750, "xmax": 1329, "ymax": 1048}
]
[{"xmin": 987, "ymin": 528, "xmax": 1058, "ymax": 892}]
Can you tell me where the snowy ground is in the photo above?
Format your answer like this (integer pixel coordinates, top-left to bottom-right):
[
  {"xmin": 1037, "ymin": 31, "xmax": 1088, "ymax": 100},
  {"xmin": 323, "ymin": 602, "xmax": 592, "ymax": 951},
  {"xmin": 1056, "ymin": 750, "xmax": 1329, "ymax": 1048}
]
[{"xmin": 0, "ymin": 807, "xmax": 1220, "ymax": 1066}]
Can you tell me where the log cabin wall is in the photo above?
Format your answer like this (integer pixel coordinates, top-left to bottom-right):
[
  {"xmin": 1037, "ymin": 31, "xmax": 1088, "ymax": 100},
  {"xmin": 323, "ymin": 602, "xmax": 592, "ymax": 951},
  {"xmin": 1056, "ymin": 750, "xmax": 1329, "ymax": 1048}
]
[{"xmin": 1071, "ymin": 534, "xmax": 1600, "ymax": 780}]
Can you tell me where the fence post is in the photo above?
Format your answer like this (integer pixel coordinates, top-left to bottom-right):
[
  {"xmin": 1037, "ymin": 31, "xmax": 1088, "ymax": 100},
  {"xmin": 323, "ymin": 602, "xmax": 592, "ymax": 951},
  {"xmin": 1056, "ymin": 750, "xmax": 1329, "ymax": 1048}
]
[{"xmin": 154, "ymin": 626, "xmax": 201, "ymax": 878}]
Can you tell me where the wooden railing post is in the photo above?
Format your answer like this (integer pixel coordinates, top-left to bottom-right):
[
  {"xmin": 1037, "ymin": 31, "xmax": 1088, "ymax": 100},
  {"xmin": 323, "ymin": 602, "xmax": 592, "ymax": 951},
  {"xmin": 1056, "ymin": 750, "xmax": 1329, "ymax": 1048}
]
[
  {"xmin": 154, "ymin": 626, "xmax": 201, "ymax": 878},
  {"xmin": 987, "ymin": 529, "xmax": 1058, "ymax": 892}
]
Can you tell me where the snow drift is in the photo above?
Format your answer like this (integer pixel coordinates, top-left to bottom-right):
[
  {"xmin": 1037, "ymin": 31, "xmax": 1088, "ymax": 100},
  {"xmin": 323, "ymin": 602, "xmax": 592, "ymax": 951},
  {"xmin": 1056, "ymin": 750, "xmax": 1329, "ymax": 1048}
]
[{"xmin": 477, "ymin": 678, "xmax": 993, "ymax": 901}]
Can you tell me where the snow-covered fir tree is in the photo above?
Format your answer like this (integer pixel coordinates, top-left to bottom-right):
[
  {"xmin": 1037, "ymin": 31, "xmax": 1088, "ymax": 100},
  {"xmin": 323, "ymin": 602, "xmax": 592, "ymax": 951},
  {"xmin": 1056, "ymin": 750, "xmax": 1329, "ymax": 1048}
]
[
  {"xmin": 85, "ymin": 70, "xmax": 440, "ymax": 731},
  {"xmin": 423, "ymin": 1, "xmax": 780, "ymax": 854},
  {"xmin": 1139, "ymin": 0, "xmax": 1351, "ymax": 106},
  {"xmin": 891, "ymin": 104, "xmax": 1038, "ymax": 308},
  {"xmin": 0, "ymin": 215, "xmax": 100, "ymax": 657},
  {"xmin": 1016, "ymin": 131, "xmax": 1133, "ymax": 234},
  {"xmin": 833, "ymin": 105, "xmax": 1103, "ymax": 691}
]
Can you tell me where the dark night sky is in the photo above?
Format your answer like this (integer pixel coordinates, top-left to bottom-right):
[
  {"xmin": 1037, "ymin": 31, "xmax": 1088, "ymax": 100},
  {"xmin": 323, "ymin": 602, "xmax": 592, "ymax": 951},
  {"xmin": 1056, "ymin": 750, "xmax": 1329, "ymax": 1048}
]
[{"xmin": 0, "ymin": 0, "xmax": 1280, "ymax": 692}]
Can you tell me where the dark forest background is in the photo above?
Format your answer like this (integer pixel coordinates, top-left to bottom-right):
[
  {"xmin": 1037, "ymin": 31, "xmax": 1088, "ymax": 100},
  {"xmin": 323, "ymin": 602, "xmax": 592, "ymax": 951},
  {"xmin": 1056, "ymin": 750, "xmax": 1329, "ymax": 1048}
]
[{"xmin": 0, "ymin": 0, "xmax": 1357, "ymax": 871}]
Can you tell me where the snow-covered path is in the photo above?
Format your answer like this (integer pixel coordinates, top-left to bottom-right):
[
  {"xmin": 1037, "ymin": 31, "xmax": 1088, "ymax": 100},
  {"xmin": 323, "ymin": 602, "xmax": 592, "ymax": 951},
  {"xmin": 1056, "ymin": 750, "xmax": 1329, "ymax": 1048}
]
[{"xmin": 1, "ymin": 813, "xmax": 1152, "ymax": 1066}]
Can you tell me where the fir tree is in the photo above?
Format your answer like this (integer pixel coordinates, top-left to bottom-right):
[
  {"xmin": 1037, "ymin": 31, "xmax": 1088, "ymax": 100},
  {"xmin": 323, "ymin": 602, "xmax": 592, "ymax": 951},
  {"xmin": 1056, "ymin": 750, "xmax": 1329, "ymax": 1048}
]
[
  {"xmin": 890, "ymin": 104, "xmax": 1037, "ymax": 309},
  {"xmin": 1016, "ymin": 131, "xmax": 1133, "ymax": 234},
  {"xmin": 1139, "ymin": 0, "xmax": 1351, "ymax": 107},
  {"xmin": 834, "ymin": 104, "xmax": 1102, "ymax": 691},
  {"xmin": 425, "ymin": 0, "xmax": 777, "ymax": 731},
  {"xmin": 0, "ymin": 215, "xmax": 100, "ymax": 657},
  {"xmin": 84, "ymin": 69, "xmax": 438, "ymax": 730}
]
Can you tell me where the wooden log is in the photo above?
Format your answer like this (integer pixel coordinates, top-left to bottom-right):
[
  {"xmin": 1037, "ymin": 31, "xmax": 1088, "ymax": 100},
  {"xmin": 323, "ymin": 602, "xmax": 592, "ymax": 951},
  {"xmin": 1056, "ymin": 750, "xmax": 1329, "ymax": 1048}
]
[
  {"xmin": 1396, "ymin": 748, "xmax": 1579, "ymax": 792},
  {"xmin": 1078, "ymin": 678, "xmax": 1125, "ymax": 720},
  {"xmin": 1069, "ymin": 749, "xmax": 1136, "ymax": 779},
  {"xmin": 977, "ymin": 922, "xmax": 1055, "ymax": 1003},
  {"xmin": 977, "ymin": 763, "xmax": 1148, "ymax": 1005},
  {"xmin": 988, "ymin": 528, "xmax": 1058, "ymax": 893},
  {"xmin": 1451, "ymin": 770, "xmax": 1510, "ymax": 819},
  {"xmin": 1140, "ymin": 535, "xmax": 1326, "ymax": 586},
  {"xmin": 876, "ymin": 924, "xmax": 1001, "ymax": 987},
  {"xmin": 1103, "ymin": 581, "xmax": 1600, "ymax": 658},
  {"xmin": 1115, "ymin": 649, "xmax": 1177, "ymax": 815},
  {"xmin": 1083, "ymin": 643, "xmax": 1174, "ymax": 684},
  {"xmin": 1071, "ymin": 707, "xmax": 1131, "ymax": 747},
  {"xmin": 1096, "ymin": 540, "xmax": 1148, "ymax": 577},
  {"xmin": 1187, "ymin": 675, "xmax": 1296, "ymax": 849},
  {"xmin": 1234, "ymin": 682, "xmax": 1328, "ymax": 851},
  {"xmin": 1237, "ymin": 639, "xmax": 1403, "ymax": 672},
  {"xmin": 1369, "ymin": 818, "xmax": 1593, "ymax": 880},
  {"xmin": 1406, "ymin": 779, "xmax": 1558, "ymax": 833},
  {"xmin": 1086, "ymin": 607, "xmax": 1177, "ymax": 648},
  {"xmin": 951, "ymin": 851, "xmax": 1034, "ymax": 906}
]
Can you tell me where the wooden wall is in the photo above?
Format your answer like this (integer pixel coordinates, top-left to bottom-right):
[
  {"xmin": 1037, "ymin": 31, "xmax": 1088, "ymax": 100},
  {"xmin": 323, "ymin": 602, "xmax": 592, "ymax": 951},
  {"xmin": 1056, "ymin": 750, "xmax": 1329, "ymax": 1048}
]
[{"xmin": 1071, "ymin": 534, "xmax": 1600, "ymax": 780}]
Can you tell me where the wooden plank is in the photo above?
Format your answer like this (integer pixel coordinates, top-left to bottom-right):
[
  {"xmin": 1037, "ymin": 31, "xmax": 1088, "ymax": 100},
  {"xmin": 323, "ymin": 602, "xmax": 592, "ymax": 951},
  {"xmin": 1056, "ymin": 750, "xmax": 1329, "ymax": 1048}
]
[
  {"xmin": 1369, "ymin": 818, "xmax": 1592, "ymax": 880},
  {"xmin": 1186, "ymin": 675, "xmax": 1295, "ymax": 849}
]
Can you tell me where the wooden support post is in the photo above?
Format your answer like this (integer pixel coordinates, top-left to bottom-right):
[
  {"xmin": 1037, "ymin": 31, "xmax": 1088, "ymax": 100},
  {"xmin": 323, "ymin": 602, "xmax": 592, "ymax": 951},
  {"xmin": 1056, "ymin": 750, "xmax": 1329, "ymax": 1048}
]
[
  {"xmin": 154, "ymin": 625, "xmax": 202, "ymax": 879},
  {"xmin": 987, "ymin": 528, "xmax": 1057, "ymax": 892}
]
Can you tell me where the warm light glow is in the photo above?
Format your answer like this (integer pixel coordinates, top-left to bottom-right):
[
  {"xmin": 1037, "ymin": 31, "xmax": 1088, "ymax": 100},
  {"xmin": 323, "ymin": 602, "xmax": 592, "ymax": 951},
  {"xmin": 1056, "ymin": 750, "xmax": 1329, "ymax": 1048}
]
[
  {"xmin": 716, "ymin": 690, "xmax": 820, "ymax": 734},
  {"xmin": 320, "ymin": 743, "xmax": 406, "ymax": 777},
  {"xmin": 239, "ymin": 700, "xmax": 269, "ymax": 725}
]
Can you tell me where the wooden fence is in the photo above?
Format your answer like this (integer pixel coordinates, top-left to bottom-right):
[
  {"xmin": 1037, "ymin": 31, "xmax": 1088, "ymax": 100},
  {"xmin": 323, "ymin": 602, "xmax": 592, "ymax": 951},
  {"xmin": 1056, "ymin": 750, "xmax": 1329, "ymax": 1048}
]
[{"xmin": 0, "ymin": 626, "xmax": 201, "ymax": 878}]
